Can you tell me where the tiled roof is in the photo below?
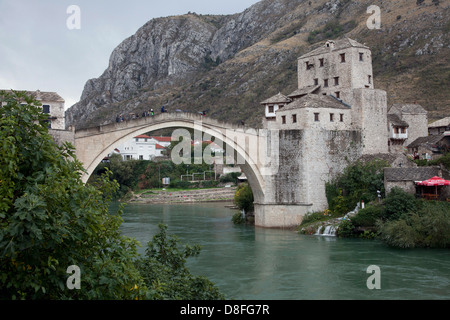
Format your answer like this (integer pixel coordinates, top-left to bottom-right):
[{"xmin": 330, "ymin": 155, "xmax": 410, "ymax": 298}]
[
  {"xmin": 298, "ymin": 38, "xmax": 369, "ymax": 59},
  {"xmin": 389, "ymin": 103, "xmax": 427, "ymax": 115},
  {"xmin": 1, "ymin": 89, "xmax": 64, "ymax": 102},
  {"xmin": 384, "ymin": 167, "xmax": 441, "ymax": 182},
  {"xmin": 428, "ymin": 117, "xmax": 450, "ymax": 128},
  {"xmin": 279, "ymin": 93, "xmax": 350, "ymax": 111},
  {"xmin": 387, "ymin": 114, "xmax": 409, "ymax": 127},
  {"xmin": 407, "ymin": 134, "xmax": 446, "ymax": 149},
  {"xmin": 134, "ymin": 135, "xmax": 151, "ymax": 139},
  {"xmin": 287, "ymin": 85, "xmax": 320, "ymax": 98},
  {"xmin": 155, "ymin": 143, "xmax": 165, "ymax": 149},
  {"xmin": 152, "ymin": 136, "xmax": 172, "ymax": 142},
  {"xmin": 260, "ymin": 92, "xmax": 291, "ymax": 105}
]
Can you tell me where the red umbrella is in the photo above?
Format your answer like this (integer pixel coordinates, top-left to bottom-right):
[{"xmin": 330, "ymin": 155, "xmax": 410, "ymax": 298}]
[{"xmin": 416, "ymin": 176, "xmax": 450, "ymax": 186}]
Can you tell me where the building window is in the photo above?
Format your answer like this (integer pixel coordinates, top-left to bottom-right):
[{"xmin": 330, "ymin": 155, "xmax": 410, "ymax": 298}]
[
  {"xmin": 281, "ymin": 115, "xmax": 286, "ymax": 124},
  {"xmin": 334, "ymin": 77, "xmax": 339, "ymax": 86},
  {"xmin": 135, "ymin": 138, "xmax": 139, "ymax": 142},
  {"xmin": 42, "ymin": 105, "xmax": 50, "ymax": 114},
  {"xmin": 319, "ymin": 58, "xmax": 324, "ymax": 67},
  {"xmin": 368, "ymin": 75, "xmax": 372, "ymax": 84},
  {"xmin": 335, "ymin": 91, "xmax": 340, "ymax": 99},
  {"xmin": 292, "ymin": 114, "xmax": 297, "ymax": 123},
  {"xmin": 340, "ymin": 53, "xmax": 346, "ymax": 63},
  {"xmin": 324, "ymin": 79, "xmax": 328, "ymax": 87},
  {"xmin": 401, "ymin": 127, "xmax": 406, "ymax": 134},
  {"xmin": 394, "ymin": 127, "xmax": 399, "ymax": 134},
  {"xmin": 314, "ymin": 78, "xmax": 319, "ymax": 85},
  {"xmin": 340, "ymin": 114, "xmax": 344, "ymax": 122},
  {"xmin": 359, "ymin": 52, "xmax": 364, "ymax": 61},
  {"xmin": 268, "ymin": 105, "xmax": 274, "ymax": 113},
  {"xmin": 139, "ymin": 155, "xmax": 144, "ymax": 160},
  {"xmin": 314, "ymin": 113, "xmax": 320, "ymax": 122},
  {"xmin": 305, "ymin": 61, "xmax": 313, "ymax": 70},
  {"xmin": 330, "ymin": 113, "xmax": 334, "ymax": 122}
]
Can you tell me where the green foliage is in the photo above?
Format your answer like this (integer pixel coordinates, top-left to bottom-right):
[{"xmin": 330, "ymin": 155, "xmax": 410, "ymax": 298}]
[
  {"xmin": 377, "ymin": 201, "xmax": 450, "ymax": 248},
  {"xmin": 0, "ymin": 90, "xmax": 143, "ymax": 299},
  {"xmin": 326, "ymin": 159, "xmax": 388, "ymax": 215},
  {"xmin": 219, "ymin": 171, "xmax": 241, "ymax": 183},
  {"xmin": 0, "ymin": 91, "xmax": 224, "ymax": 300},
  {"xmin": 384, "ymin": 187, "xmax": 418, "ymax": 220},
  {"xmin": 336, "ymin": 219, "xmax": 356, "ymax": 238},
  {"xmin": 351, "ymin": 204, "xmax": 386, "ymax": 228},
  {"xmin": 231, "ymin": 211, "xmax": 245, "ymax": 225},
  {"xmin": 135, "ymin": 224, "xmax": 225, "ymax": 300},
  {"xmin": 233, "ymin": 184, "xmax": 254, "ymax": 213}
]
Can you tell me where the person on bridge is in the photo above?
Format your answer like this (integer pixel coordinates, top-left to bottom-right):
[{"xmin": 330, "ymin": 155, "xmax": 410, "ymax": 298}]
[
  {"xmin": 161, "ymin": 106, "xmax": 166, "ymax": 113},
  {"xmin": 151, "ymin": 109, "xmax": 154, "ymax": 116}
]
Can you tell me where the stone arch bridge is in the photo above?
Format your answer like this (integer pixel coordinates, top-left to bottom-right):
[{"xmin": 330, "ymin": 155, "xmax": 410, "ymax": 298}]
[{"xmin": 55, "ymin": 112, "xmax": 316, "ymax": 228}]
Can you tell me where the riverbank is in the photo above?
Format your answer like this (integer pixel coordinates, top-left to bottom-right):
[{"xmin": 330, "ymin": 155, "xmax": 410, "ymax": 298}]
[{"xmin": 126, "ymin": 186, "xmax": 238, "ymax": 204}]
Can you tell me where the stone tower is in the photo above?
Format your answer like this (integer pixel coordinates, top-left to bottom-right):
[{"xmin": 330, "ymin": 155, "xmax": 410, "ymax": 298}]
[{"xmin": 296, "ymin": 38, "xmax": 388, "ymax": 154}]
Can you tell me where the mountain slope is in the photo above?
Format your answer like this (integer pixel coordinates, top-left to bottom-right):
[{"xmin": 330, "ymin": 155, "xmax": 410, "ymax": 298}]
[{"xmin": 66, "ymin": 0, "xmax": 450, "ymax": 130}]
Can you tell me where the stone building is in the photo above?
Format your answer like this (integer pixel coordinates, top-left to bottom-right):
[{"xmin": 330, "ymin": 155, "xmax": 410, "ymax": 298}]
[
  {"xmin": 387, "ymin": 103, "xmax": 428, "ymax": 148},
  {"xmin": 428, "ymin": 117, "xmax": 450, "ymax": 136},
  {"xmin": 384, "ymin": 166, "xmax": 442, "ymax": 195},
  {"xmin": 258, "ymin": 38, "xmax": 389, "ymax": 214},
  {"xmin": 1, "ymin": 89, "xmax": 65, "ymax": 129}
]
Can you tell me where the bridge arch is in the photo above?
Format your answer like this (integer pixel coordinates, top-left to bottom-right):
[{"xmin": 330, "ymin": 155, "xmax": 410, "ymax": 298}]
[{"xmin": 74, "ymin": 113, "xmax": 266, "ymax": 203}]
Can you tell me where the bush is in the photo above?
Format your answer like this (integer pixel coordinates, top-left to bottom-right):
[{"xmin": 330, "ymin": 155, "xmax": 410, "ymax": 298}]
[
  {"xmin": 337, "ymin": 219, "xmax": 356, "ymax": 238},
  {"xmin": 384, "ymin": 187, "xmax": 418, "ymax": 220},
  {"xmin": 351, "ymin": 205, "xmax": 386, "ymax": 227},
  {"xmin": 234, "ymin": 184, "xmax": 254, "ymax": 213},
  {"xmin": 377, "ymin": 201, "xmax": 450, "ymax": 248}
]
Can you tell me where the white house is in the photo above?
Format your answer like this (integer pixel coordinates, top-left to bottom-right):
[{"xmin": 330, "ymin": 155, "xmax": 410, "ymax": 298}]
[
  {"xmin": 114, "ymin": 134, "xmax": 169, "ymax": 160},
  {"xmin": 2, "ymin": 89, "xmax": 65, "ymax": 129}
]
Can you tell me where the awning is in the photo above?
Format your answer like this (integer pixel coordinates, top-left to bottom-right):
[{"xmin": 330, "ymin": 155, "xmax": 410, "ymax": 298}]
[{"xmin": 416, "ymin": 176, "xmax": 450, "ymax": 186}]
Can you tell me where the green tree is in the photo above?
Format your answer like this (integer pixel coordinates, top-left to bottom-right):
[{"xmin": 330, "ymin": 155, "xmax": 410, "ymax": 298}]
[
  {"xmin": 136, "ymin": 224, "xmax": 225, "ymax": 300},
  {"xmin": 0, "ymin": 91, "xmax": 144, "ymax": 299},
  {"xmin": 234, "ymin": 184, "xmax": 254, "ymax": 213}
]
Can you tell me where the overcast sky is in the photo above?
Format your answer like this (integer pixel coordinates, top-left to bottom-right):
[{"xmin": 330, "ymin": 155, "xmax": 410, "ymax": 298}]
[{"xmin": 0, "ymin": 0, "xmax": 260, "ymax": 109}]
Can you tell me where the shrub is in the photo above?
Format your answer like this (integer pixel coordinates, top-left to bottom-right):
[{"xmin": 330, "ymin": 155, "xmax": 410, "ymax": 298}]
[
  {"xmin": 377, "ymin": 201, "xmax": 450, "ymax": 248},
  {"xmin": 384, "ymin": 187, "xmax": 418, "ymax": 220},
  {"xmin": 351, "ymin": 204, "xmax": 386, "ymax": 227},
  {"xmin": 337, "ymin": 219, "xmax": 357, "ymax": 238},
  {"xmin": 234, "ymin": 184, "xmax": 254, "ymax": 213}
]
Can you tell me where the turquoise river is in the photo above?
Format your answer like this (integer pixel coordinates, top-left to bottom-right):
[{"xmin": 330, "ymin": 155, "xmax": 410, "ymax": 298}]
[{"xmin": 118, "ymin": 201, "xmax": 450, "ymax": 300}]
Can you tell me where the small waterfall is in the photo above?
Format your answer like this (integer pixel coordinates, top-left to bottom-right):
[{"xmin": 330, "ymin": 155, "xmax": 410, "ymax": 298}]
[{"xmin": 315, "ymin": 225, "xmax": 337, "ymax": 236}]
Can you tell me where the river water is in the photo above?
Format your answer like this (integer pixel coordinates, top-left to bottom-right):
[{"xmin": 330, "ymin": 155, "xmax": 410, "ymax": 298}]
[{"xmin": 118, "ymin": 201, "xmax": 450, "ymax": 300}]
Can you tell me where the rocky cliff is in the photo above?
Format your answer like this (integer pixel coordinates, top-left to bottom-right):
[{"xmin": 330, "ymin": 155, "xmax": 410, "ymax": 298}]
[{"xmin": 66, "ymin": 0, "xmax": 450, "ymax": 129}]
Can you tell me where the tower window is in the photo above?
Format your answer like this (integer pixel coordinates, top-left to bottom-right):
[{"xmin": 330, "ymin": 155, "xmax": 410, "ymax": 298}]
[
  {"xmin": 340, "ymin": 53, "xmax": 346, "ymax": 63},
  {"xmin": 292, "ymin": 114, "xmax": 297, "ymax": 123},
  {"xmin": 334, "ymin": 77, "xmax": 339, "ymax": 86},
  {"xmin": 305, "ymin": 61, "xmax": 313, "ymax": 70},
  {"xmin": 319, "ymin": 58, "xmax": 324, "ymax": 67},
  {"xmin": 359, "ymin": 52, "xmax": 364, "ymax": 61},
  {"xmin": 335, "ymin": 91, "xmax": 340, "ymax": 99},
  {"xmin": 324, "ymin": 79, "xmax": 328, "ymax": 87},
  {"xmin": 368, "ymin": 75, "xmax": 372, "ymax": 84},
  {"xmin": 314, "ymin": 78, "xmax": 319, "ymax": 85},
  {"xmin": 340, "ymin": 114, "xmax": 344, "ymax": 122},
  {"xmin": 330, "ymin": 113, "xmax": 334, "ymax": 122},
  {"xmin": 281, "ymin": 115, "xmax": 286, "ymax": 124},
  {"xmin": 314, "ymin": 113, "xmax": 320, "ymax": 122}
]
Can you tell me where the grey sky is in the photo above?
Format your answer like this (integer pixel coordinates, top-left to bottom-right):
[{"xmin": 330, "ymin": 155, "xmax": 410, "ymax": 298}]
[{"xmin": 0, "ymin": 0, "xmax": 260, "ymax": 109}]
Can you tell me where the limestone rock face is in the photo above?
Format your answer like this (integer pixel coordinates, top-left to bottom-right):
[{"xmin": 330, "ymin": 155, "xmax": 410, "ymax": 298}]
[{"xmin": 65, "ymin": 0, "xmax": 304, "ymax": 128}]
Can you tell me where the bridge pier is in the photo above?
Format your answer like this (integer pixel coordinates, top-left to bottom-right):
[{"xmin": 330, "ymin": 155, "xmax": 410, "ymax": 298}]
[{"xmin": 254, "ymin": 203, "xmax": 312, "ymax": 229}]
